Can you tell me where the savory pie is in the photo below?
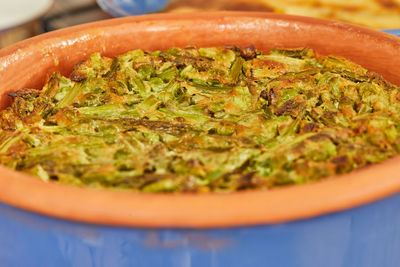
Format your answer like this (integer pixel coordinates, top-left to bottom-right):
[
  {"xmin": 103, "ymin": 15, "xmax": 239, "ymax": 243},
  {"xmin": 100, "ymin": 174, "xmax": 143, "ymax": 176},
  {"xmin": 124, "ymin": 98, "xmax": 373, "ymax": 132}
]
[{"xmin": 1, "ymin": 46, "xmax": 399, "ymax": 192}]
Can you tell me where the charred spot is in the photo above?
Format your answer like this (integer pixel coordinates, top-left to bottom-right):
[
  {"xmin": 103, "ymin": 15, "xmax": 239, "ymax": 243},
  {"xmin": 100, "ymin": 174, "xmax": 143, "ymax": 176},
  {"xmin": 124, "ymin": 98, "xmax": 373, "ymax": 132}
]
[
  {"xmin": 208, "ymin": 128, "xmax": 217, "ymax": 134},
  {"xmin": 172, "ymin": 55, "xmax": 212, "ymax": 71},
  {"xmin": 136, "ymin": 174, "xmax": 171, "ymax": 189},
  {"xmin": 173, "ymin": 58, "xmax": 186, "ymax": 67},
  {"xmin": 355, "ymin": 102, "xmax": 363, "ymax": 112},
  {"xmin": 352, "ymin": 123, "xmax": 368, "ymax": 135},
  {"xmin": 39, "ymin": 103, "xmax": 55, "ymax": 118},
  {"xmin": 302, "ymin": 123, "xmax": 319, "ymax": 133},
  {"xmin": 331, "ymin": 155, "xmax": 350, "ymax": 172},
  {"xmin": 274, "ymin": 98, "xmax": 305, "ymax": 117},
  {"xmin": 224, "ymin": 45, "xmax": 240, "ymax": 52},
  {"xmin": 12, "ymin": 98, "xmax": 31, "ymax": 119},
  {"xmin": 183, "ymin": 56, "xmax": 197, "ymax": 64},
  {"xmin": 70, "ymin": 68, "xmax": 87, "ymax": 82},
  {"xmin": 272, "ymin": 48, "xmax": 314, "ymax": 59},
  {"xmin": 321, "ymin": 110, "xmax": 338, "ymax": 124},
  {"xmin": 239, "ymin": 45, "xmax": 257, "ymax": 60},
  {"xmin": 184, "ymin": 46, "xmax": 196, "ymax": 50},
  {"xmin": 260, "ymin": 89, "xmax": 269, "ymax": 100},
  {"xmin": 49, "ymin": 175, "xmax": 59, "ymax": 181},
  {"xmin": 323, "ymin": 111, "xmax": 337, "ymax": 118},
  {"xmin": 305, "ymin": 89, "xmax": 318, "ymax": 99},
  {"xmin": 143, "ymin": 163, "xmax": 156, "ymax": 174},
  {"xmin": 173, "ymin": 86, "xmax": 187, "ymax": 99},
  {"xmin": 340, "ymin": 71, "xmax": 369, "ymax": 83},
  {"xmin": 103, "ymin": 58, "xmax": 120, "ymax": 78},
  {"xmin": 158, "ymin": 51, "xmax": 169, "ymax": 58},
  {"xmin": 187, "ymin": 159, "xmax": 200, "ymax": 167},
  {"xmin": 268, "ymin": 87, "xmax": 278, "ymax": 105},
  {"xmin": 206, "ymin": 108, "xmax": 215, "ymax": 118},
  {"xmin": 237, "ymin": 172, "xmax": 260, "ymax": 190},
  {"xmin": 120, "ymin": 119, "xmax": 192, "ymax": 136},
  {"xmin": 8, "ymin": 88, "xmax": 40, "ymax": 100}
]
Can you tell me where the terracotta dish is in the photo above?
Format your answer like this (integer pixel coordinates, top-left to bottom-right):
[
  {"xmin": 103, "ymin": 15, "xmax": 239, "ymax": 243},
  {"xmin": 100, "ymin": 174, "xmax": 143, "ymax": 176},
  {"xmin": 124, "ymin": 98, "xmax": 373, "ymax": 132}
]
[{"xmin": 1, "ymin": 12, "xmax": 400, "ymax": 266}]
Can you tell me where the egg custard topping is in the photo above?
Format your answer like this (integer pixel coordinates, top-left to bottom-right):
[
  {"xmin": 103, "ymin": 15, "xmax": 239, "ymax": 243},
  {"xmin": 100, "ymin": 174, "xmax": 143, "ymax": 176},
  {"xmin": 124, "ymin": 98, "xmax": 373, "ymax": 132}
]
[{"xmin": 1, "ymin": 46, "xmax": 400, "ymax": 192}]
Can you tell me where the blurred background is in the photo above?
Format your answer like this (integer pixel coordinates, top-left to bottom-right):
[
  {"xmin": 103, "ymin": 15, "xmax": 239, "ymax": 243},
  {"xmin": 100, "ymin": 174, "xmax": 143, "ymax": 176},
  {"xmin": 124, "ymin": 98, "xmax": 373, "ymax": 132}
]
[
  {"xmin": 0, "ymin": 0, "xmax": 110, "ymax": 48},
  {"xmin": 1, "ymin": 0, "xmax": 400, "ymax": 49}
]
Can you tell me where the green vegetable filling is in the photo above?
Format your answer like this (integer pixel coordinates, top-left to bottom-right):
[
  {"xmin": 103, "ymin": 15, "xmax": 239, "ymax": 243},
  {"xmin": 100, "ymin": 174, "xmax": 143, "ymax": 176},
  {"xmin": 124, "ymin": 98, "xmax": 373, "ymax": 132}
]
[{"xmin": 1, "ymin": 46, "xmax": 400, "ymax": 193}]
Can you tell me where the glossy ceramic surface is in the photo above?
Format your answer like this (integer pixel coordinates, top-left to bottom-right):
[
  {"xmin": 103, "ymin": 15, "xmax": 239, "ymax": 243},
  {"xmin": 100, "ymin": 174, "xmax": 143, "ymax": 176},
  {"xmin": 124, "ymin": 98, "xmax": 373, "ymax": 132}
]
[
  {"xmin": 1, "ymin": 193, "xmax": 400, "ymax": 267},
  {"xmin": 1, "ymin": 12, "xmax": 400, "ymax": 267}
]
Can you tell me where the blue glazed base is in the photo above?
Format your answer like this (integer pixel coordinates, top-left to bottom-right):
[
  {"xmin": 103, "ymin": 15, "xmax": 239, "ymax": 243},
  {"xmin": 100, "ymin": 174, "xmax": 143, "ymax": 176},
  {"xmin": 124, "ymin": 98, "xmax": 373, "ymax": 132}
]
[
  {"xmin": 1, "ymin": 193, "xmax": 400, "ymax": 267},
  {"xmin": 382, "ymin": 29, "xmax": 400, "ymax": 37}
]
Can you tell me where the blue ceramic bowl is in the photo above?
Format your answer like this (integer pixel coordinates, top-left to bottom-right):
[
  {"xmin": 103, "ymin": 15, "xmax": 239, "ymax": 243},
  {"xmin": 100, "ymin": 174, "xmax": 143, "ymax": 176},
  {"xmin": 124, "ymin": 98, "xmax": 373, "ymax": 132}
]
[
  {"xmin": 1, "ymin": 12, "xmax": 400, "ymax": 267},
  {"xmin": 1, "ymin": 194, "xmax": 400, "ymax": 267},
  {"xmin": 97, "ymin": 0, "xmax": 171, "ymax": 16}
]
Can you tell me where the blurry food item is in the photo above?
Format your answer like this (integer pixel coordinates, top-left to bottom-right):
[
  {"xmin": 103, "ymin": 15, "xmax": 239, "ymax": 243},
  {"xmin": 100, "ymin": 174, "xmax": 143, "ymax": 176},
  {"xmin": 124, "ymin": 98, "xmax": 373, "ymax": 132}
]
[
  {"xmin": 163, "ymin": 0, "xmax": 400, "ymax": 29},
  {"xmin": 42, "ymin": 0, "xmax": 111, "ymax": 31},
  {"xmin": 165, "ymin": 0, "xmax": 274, "ymax": 12},
  {"xmin": 0, "ymin": 21, "xmax": 42, "ymax": 49},
  {"xmin": 2, "ymin": 46, "xmax": 400, "ymax": 193}
]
